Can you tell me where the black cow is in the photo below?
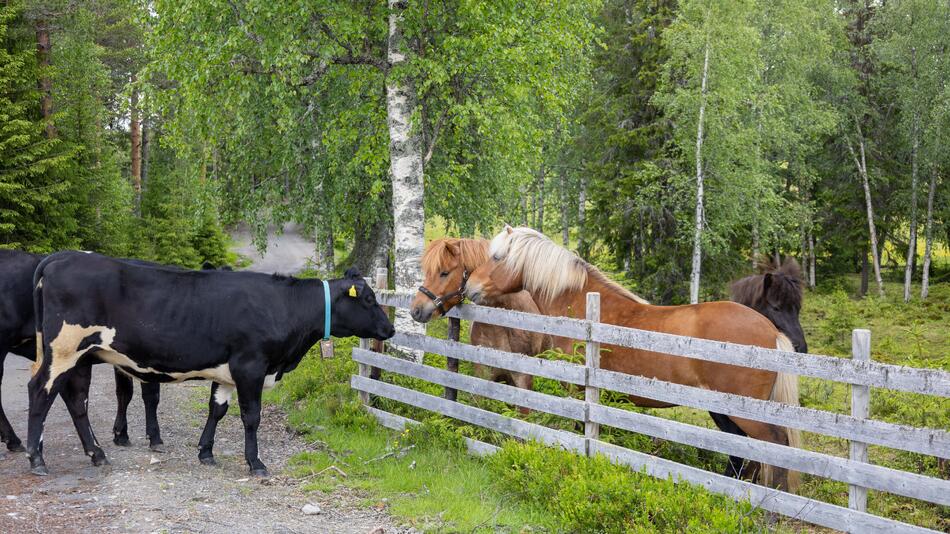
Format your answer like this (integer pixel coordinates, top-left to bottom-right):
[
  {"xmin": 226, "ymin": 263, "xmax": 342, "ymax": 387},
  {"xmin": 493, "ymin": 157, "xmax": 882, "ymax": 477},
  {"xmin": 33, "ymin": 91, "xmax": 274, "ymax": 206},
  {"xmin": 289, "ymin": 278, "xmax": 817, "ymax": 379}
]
[
  {"xmin": 1, "ymin": 251, "xmax": 162, "ymax": 451},
  {"xmin": 27, "ymin": 251, "xmax": 394, "ymax": 476}
]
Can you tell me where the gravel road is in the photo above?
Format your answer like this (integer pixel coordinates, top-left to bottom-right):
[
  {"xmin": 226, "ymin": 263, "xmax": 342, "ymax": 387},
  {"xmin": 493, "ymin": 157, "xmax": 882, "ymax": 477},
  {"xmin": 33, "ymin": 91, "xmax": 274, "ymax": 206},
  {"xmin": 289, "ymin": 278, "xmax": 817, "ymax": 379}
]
[{"xmin": 0, "ymin": 224, "xmax": 408, "ymax": 533}]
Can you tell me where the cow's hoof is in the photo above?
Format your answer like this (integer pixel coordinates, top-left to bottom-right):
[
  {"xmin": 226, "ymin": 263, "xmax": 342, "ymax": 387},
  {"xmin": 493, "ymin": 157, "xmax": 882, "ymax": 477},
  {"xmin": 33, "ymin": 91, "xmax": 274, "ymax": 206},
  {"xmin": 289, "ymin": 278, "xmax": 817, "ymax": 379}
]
[
  {"xmin": 149, "ymin": 442, "xmax": 166, "ymax": 453},
  {"xmin": 199, "ymin": 456, "xmax": 216, "ymax": 466},
  {"xmin": 113, "ymin": 436, "xmax": 131, "ymax": 447},
  {"xmin": 7, "ymin": 442, "xmax": 25, "ymax": 453},
  {"xmin": 91, "ymin": 455, "xmax": 110, "ymax": 467},
  {"xmin": 31, "ymin": 464, "xmax": 49, "ymax": 476},
  {"xmin": 250, "ymin": 468, "xmax": 269, "ymax": 478}
]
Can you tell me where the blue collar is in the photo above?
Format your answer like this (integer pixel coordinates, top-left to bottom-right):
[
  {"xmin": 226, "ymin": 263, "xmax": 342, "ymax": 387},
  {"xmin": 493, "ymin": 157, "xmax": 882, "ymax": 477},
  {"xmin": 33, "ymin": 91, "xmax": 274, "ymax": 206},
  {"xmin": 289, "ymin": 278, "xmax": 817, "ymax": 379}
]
[{"xmin": 322, "ymin": 280, "xmax": 331, "ymax": 340}]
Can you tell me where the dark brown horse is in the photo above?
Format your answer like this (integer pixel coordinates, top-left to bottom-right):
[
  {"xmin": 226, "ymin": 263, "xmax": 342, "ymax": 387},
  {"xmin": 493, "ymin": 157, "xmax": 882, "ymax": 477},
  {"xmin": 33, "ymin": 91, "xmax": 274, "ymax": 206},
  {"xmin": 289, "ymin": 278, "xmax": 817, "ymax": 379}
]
[
  {"xmin": 730, "ymin": 258, "xmax": 807, "ymax": 353},
  {"xmin": 466, "ymin": 226, "xmax": 800, "ymax": 491},
  {"xmin": 410, "ymin": 238, "xmax": 550, "ymax": 393}
]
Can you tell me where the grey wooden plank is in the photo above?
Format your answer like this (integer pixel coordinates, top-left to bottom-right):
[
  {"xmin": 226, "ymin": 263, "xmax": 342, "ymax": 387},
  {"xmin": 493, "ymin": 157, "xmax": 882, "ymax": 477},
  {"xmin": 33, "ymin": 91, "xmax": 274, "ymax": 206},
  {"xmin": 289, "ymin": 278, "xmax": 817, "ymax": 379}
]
[
  {"xmin": 589, "ymin": 368, "xmax": 950, "ymax": 459},
  {"xmin": 363, "ymin": 406, "xmax": 499, "ymax": 457},
  {"xmin": 389, "ymin": 331, "xmax": 586, "ymax": 384},
  {"xmin": 589, "ymin": 441, "xmax": 940, "ymax": 534},
  {"xmin": 584, "ymin": 293, "xmax": 601, "ymax": 446},
  {"xmin": 351, "ymin": 375, "xmax": 586, "ymax": 453},
  {"xmin": 591, "ymin": 322, "xmax": 950, "ymax": 397},
  {"xmin": 353, "ymin": 348, "xmax": 585, "ymax": 421},
  {"xmin": 589, "ymin": 404, "xmax": 950, "ymax": 506}
]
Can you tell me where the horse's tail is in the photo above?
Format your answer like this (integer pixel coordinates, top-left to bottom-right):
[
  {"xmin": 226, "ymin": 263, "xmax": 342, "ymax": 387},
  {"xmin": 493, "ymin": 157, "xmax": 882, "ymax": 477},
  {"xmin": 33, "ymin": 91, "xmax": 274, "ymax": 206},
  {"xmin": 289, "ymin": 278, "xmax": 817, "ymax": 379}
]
[{"xmin": 762, "ymin": 334, "xmax": 801, "ymax": 492}]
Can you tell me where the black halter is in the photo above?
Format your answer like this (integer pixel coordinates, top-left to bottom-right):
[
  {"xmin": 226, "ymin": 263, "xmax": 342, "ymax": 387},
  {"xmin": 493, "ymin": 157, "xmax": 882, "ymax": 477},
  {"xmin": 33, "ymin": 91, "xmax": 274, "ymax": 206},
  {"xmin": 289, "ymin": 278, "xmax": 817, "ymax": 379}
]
[{"xmin": 418, "ymin": 269, "xmax": 470, "ymax": 316}]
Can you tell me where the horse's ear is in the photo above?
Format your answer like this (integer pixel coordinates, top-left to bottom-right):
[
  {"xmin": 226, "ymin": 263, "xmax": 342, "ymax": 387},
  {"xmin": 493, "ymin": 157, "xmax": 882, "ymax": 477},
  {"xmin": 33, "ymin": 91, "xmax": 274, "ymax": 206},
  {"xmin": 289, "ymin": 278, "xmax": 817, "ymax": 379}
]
[
  {"xmin": 762, "ymin": 273, "xmax": 773, "ymax": 302},
  {"xmin": 446, "ymin": 240, "xmax": 461, "ymax": 257},
  {"xmin": 505, "ymin": 224, "xmax": 514, "ymax": 235}
]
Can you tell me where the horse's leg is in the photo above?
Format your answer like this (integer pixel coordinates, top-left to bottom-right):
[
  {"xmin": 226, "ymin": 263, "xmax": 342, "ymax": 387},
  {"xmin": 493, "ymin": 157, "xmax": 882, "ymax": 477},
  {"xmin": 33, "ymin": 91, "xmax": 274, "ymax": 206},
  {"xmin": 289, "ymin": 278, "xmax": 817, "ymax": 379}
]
[
  {"xmin": 726, "ymin": 416, "xmax": 792, "ymax": 490},
  {"xmin": 708, "ymin": 412, "xmax": 748, "ymax": 479},
  {"xmin": 112, "ymin": 368, "xmax": 133, "ymax": 446},
  {"xmin": 62, "ymin": 364, "xmax": 108, "ymax": 466},
  {"xmin": 0, "ymin": 350, "xmax": 25, "ymax": 452},
  {"xmin": 511, "ymin": 372, "xmax": 534, "ymax": 415},
  {"xmin": 141, "ymin": 381, "xmax": 164, "ymax": 452}
]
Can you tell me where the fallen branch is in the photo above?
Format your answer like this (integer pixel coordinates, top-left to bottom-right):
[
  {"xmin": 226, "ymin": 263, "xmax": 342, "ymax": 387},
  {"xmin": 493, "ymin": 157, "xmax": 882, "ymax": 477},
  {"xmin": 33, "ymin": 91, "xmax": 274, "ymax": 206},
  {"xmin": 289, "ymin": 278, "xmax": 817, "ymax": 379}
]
[{"xmin": 363, "ymin": 445, "xmax": 415, "ymax": 464}]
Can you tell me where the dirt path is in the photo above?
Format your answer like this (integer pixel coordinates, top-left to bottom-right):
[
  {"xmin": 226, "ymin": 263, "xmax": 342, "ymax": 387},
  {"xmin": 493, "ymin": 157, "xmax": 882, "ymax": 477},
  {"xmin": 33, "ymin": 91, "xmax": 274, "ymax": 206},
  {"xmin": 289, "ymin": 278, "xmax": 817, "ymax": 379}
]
[
  {"xmin": 0, "ymin": 225, "xmax": 409, "ymax": 533},
  {"xmin": 232, "ymin": 223, "xmax": 316, "ymax": 275}
]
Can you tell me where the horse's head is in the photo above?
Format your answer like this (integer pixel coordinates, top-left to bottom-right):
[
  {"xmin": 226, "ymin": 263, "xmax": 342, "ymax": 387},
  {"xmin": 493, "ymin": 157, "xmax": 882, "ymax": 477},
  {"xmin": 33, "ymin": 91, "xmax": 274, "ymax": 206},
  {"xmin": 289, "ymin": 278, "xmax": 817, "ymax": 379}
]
[
  {"xmin": 466, "ymin": 226, "xmax": 526, "ymax": 304},
  {"xmin": 732, "ymin": 258, "xmax": 807, "ymax": 353},
  {"xmin": 411, "ymin": 238, "xmax": 487, "ymax": 323}
]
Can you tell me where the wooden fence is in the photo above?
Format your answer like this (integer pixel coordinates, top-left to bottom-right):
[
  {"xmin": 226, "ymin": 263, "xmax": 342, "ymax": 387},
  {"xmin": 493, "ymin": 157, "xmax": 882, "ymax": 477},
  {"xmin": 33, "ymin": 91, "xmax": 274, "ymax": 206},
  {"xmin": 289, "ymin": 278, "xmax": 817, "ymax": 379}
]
[{"xmin": 352, "ymin": 271, "xmax": 950, "ymax": 534}]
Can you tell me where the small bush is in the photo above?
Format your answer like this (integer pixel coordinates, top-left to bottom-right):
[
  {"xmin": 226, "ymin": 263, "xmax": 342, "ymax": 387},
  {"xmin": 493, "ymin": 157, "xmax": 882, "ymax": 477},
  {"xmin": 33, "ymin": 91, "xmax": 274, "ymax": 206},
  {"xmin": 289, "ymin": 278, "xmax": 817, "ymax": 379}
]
[{"xmin": 488, "ymin": 441, "xmax": 762, "ymax": 533}]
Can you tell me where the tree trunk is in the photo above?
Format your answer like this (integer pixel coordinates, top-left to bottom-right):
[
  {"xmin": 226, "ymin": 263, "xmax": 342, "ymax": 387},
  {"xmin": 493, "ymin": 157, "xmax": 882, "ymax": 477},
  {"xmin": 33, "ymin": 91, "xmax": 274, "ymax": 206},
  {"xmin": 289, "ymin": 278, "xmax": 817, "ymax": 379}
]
[
  {"xmin": 348, "ymin": 215, "xmax": 391, "ymax": 277},
  {"xmin": 315, "ymin": 180, "xmax": 335, "ymax": 276},
  {"xmin": 537, "ymin": 164, "xmax": 545, "ymax": 233},
  {"xmin": 386, "ymin": 0, "xmax": 426, "ymax": 359},
  {"xmin": 520, "ymin": 185, "xmax": 528, "ymax": 226},
  {"xmin": 36, "ymin": 17, "xmax": 55, "ymax": 139},
  {"xmin": 808, "ymin": 228, "xmax": 816, "ymax": 289},
  {"xmin": 560, "ymin": 169, "xmax": 569, "ymax": 245},
  {"xmin": 903, "ymin": 48, "xmax": 920, "ymax": 302},
  {"xmin": 130, "ymin": 77, "xmax": 143, "ymax": 216},
  {"xmin": 860, "ymin": 247, "xmax": 869, "ymax": 297},
  {"xmin": 847, "ymin": 127, "xmax": 884, "ymax": 297},
  {"xmin": 920, "ymin": 170, "xmax": 937, "ymax": 300},
  {"xmin": 751, "ymin": 222, "xmax": 760, "ymax": 268},
  {"xmin": 689, "ymin": 44, "xmax": 710, "ymax": 305},
  {"xmin": 577, "ymin": 175, "xmax": 588, "ymax": 259},
  {"xmin": 141, "ymin": 117, "xmax": 150, "ymax": 199}
]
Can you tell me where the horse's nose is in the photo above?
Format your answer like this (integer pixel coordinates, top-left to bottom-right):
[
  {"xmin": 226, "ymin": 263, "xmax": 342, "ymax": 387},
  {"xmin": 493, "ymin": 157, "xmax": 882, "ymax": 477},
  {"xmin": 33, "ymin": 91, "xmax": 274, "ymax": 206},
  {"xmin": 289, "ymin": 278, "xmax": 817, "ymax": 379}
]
[{"xmin": 410, "ymin": 306, "xmax": 422, "ymax": 321}]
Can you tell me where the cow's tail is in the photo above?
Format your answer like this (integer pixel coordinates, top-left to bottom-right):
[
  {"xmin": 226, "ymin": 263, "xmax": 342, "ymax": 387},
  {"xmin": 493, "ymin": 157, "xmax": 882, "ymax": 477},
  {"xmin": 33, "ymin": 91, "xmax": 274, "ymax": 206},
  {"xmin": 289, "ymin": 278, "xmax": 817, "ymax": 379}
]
[
  {"xmin": 760, "ymin": 334, "xmax": 801, "ymax": 492},
  {"xmin": 30, "ymin": 254, "xmax": 57, "ymax": 376}
]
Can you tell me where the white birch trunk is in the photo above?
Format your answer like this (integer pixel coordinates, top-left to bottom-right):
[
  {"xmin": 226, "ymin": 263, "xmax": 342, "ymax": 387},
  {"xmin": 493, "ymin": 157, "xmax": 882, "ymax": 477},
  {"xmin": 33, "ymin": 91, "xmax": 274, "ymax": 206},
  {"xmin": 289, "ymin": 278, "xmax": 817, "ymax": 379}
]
[
  {"xmin": 578, "ymin": 175, "xmax": 587, "ymax": 257},
  {"xmin": 847, "ymin": 129, "xmax": 884, "ymax": 297},
  {"xmin": 808, "ymin": 227, "xmax": 816, "ymax": 289},
  {"xmin": 920, "ymin": 170, "xmax": 937, "ymax": 300},
  {"xmin": 387, "ymin": 0, "xmax": 425, "ymax": 360},
  {"xmin": 560, "ymin": 170, "xmax": 570, "ymax": 245},
  {"xmin": 903, "ymin": 113, "xmax": 920, "ymax": 302},
  {"xmin": 689, "ymin": 44, "xmax": 710, "ymax": 305}
]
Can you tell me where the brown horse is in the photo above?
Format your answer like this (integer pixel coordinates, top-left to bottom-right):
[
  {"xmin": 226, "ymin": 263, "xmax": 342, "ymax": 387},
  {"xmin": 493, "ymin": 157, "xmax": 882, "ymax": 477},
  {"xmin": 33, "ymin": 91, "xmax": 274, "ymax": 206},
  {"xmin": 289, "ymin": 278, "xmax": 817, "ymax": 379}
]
[
  {"xmin": 465, "ymin": 226, "xmax": 800, "ymax": 491},
  {"xmin": 730, "ymin": 258, "xmax": 807, "ymax": 353},
  {"xmin": 410, "ymin": 238, "xmax": 550, "ymax": 392}
]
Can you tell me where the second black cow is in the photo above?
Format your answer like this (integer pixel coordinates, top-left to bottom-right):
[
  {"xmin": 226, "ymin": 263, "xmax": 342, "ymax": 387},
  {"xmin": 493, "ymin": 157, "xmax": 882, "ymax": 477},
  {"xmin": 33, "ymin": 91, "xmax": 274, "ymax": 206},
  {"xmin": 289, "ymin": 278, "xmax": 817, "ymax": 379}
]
[{"xmin": 27, "ymin": 251, "xmax": 394, "ymax": 476}]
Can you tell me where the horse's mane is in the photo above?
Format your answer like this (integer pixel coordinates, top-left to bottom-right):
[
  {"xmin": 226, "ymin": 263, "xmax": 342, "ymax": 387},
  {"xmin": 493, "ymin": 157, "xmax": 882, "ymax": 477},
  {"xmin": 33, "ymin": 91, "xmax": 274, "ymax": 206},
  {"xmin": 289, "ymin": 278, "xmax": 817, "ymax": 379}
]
[
  {"xmin": 730, "ymin": 257, "xmax": 803, "ymax": 309},
  {"xmin": 491, "ymin": 227, "xmax": 649, "ymax": 305},
  {"xmin": 421, "ymin": 238, "xmax": 489, "ymax": 276}
]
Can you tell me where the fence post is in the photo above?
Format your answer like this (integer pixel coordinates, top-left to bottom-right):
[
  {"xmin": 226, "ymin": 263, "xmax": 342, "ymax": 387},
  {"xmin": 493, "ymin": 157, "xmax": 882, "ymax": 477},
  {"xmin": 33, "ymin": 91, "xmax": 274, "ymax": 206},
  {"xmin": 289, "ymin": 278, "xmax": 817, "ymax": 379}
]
[
  {"xmin": 848, "ymin": 329, "xmax": 871, "ymax": 515},
  {"xmin": 584, "ymin": 292, "xmax": 601, "ymax": 456},
  {"xmin": 357, "ymin": 268, "xmax": 388, "ymax": 405},
  {"xmin": 444, "ymin": 317, "xmax": 461, "ymax": 401}
]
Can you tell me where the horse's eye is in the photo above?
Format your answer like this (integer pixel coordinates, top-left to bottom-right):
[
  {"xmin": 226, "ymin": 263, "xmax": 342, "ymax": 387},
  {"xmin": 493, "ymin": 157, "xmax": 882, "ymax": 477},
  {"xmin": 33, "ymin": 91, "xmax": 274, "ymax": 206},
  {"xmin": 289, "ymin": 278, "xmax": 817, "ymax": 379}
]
[
  {"xmin": 440, "ymin": 271, "xmax": 449, "ymax": 278},
  {"xmin": 492, "ymin": 254, "xmax": 501, "ymax": 261}
]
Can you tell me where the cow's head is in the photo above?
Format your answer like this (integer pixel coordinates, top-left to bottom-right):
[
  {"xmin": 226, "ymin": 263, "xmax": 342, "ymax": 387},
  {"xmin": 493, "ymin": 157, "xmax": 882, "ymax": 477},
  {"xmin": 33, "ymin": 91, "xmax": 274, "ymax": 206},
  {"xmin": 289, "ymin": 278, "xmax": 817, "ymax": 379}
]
[{"xmin": 331, "ymin": 268, "xmax": 395, "ymax": 340}]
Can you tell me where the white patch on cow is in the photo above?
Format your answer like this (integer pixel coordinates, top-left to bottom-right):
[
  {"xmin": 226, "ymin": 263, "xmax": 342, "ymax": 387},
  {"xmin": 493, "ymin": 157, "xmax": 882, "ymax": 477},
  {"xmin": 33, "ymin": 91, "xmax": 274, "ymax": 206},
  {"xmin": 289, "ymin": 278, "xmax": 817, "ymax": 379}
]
[
  {"xmin": 46, "ymin": 321, "xmax": 237, "ymax": 392},
  {"xmin": 214, "ymin": 384, "xmax": 235, "ymax": 405},
  {"xmin": 263, "ymin": 373, "xmax": 278, "ymax": 390}
]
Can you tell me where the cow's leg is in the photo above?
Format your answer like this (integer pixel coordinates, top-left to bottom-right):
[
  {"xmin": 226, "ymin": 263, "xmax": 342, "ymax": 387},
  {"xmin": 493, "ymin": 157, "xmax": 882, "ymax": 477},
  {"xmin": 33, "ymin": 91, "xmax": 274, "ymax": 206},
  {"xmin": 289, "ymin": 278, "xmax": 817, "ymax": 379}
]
[
  {"xmin": 112, "ymin": 369, "xmax": 133, "ymax": 446},
  {"xmin": 197, "ymin": 382, "xmax": 232, "ymax": 466},
  {"xmin": 26, "ymin": 358, "xmax": 68, "ymax": 475},
  {"xmin": 62, "ymin": 364, "xmax": 108, "ymax": 467},
  {"xmin": 0, "ymin": 350, "xmax": 24, "ymax": 452},
  {"xmin": 141, "ymin": 381, "xmax": 164, "ymax": 452},
  {"xmin": 233, "ymin": 369, "xmax": 267, "ymax": 476}
]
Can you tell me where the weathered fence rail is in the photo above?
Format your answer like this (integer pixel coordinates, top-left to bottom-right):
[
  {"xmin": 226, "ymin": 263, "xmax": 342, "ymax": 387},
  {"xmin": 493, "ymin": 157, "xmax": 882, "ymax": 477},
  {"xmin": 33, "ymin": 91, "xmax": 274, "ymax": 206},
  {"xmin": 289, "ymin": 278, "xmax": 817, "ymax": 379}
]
[{"xmin": 355, "ymin": 286, "xmax": 950, "ymax": 534}]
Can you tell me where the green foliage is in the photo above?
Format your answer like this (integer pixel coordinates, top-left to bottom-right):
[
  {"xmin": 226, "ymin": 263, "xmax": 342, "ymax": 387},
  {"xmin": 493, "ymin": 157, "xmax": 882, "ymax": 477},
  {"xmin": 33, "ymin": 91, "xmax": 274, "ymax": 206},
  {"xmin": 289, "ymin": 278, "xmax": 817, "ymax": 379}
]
[{"xmin": 488, "ymin": 441, "xmax": 763, "ymax": 533}]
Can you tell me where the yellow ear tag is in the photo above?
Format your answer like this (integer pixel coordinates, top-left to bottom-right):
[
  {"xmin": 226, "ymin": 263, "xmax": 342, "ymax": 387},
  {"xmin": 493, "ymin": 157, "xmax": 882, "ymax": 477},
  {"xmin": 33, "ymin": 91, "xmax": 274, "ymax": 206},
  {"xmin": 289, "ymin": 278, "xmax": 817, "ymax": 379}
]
[{"xmin": 348, "ymin": 285, "xmax": 358, "ymax": 297}]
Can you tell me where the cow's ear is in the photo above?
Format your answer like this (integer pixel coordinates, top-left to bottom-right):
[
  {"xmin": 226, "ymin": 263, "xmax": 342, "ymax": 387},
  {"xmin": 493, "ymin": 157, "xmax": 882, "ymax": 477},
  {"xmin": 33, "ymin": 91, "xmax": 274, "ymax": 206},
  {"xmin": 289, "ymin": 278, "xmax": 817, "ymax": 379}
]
[{"xmin": 344, "ymin": 267, "xmax": 362, "ymax": 279}]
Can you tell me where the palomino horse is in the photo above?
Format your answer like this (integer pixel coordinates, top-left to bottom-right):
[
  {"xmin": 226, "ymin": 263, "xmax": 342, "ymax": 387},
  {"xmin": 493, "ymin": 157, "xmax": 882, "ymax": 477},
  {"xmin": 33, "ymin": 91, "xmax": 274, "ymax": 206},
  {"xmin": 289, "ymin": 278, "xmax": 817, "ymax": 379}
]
[
  {"xmin": 731, "ymin": 258, "xmax": 807, "ymax": 353},
  {"xmin": 410, "ymin": 238, "xmax": 550, "ymax": 393},
  {"xmin": 466, "ymin": 226, "xmax": 800, "ymax": 491}
]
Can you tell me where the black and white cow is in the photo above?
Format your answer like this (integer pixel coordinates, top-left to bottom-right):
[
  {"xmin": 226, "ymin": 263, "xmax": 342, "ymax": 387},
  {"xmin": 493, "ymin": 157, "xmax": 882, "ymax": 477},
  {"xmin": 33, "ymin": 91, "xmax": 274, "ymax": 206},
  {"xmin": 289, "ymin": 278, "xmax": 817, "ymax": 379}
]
[
  {"xmin": 27, "ymin": 251, "xmax": 394, "ymax": 476},
  {"xmin": 1, "ymin": 250, "xmax": 165, "ymax": 452}
]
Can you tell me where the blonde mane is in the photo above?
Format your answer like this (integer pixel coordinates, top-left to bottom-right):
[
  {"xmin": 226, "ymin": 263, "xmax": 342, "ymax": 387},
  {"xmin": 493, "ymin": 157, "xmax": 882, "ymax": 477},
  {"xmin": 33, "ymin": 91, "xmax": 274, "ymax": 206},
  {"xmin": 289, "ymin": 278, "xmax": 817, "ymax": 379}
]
[
  {"xmin": 490, "ymin": 227, "xmax": 649, "ymax": 305},
  {"xmin": 421, "ymin": 238, "xmax": 490, "ymax": 277}
]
